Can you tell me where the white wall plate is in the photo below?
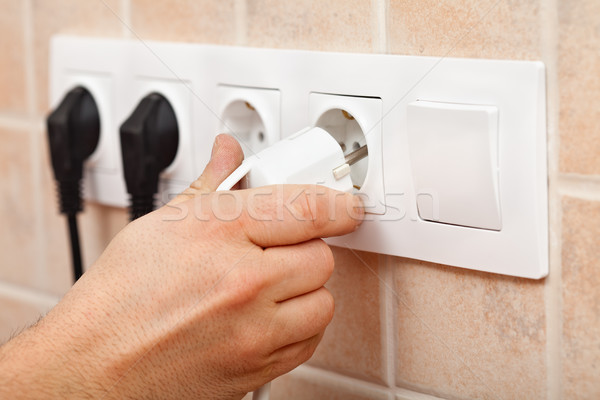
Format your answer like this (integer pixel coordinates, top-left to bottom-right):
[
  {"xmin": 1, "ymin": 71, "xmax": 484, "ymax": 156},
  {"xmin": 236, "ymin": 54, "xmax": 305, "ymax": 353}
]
[
  {"xmin": 217, "ymin": 85, "xmax": 281, "ymax": 157},
  {"xmin": 50, "ymin": 36, "xmax": 547, "ymax": 278}
]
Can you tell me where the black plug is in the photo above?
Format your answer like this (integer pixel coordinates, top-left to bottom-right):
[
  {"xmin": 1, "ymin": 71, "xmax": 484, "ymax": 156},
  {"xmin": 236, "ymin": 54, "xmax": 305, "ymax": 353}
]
[
  {"xmin": 47, "ymin": 86, "xmax": 100, "ymax": 281},
  {"xmin": 120, "ymin": 93, "xmax": 179, "ymax": 221}
]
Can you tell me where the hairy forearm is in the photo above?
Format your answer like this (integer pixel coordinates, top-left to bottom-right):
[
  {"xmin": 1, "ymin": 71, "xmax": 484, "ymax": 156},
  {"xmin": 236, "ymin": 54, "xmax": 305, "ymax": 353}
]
[
  {"xmin": 0, "ymin": 320, "xmax": 89, "ymax": 398},
  {"xmin": 0, "ymin": 279, "xmax": 144, "ymax": 399}
]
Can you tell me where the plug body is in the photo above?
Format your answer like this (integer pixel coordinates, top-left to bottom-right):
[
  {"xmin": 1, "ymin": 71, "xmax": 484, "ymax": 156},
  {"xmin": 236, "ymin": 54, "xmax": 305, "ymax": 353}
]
[
  {"xmin": 47, "ymin": 86, "xmax": 100, "ymax": 214},
  {"xmin": 120, "ymin": 92, "xmax": 179, "ymax": 219},
  {"xmin": 217, "ymin": 127, "xmax": 353, "ymax": 192}
]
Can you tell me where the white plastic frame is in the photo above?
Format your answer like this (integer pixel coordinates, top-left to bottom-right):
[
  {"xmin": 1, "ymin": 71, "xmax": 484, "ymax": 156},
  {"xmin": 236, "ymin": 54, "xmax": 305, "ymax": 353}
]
[
  {"xmin": 217, "ymin": 85, "xmax": 281, "ymax": 157},
  {"xmin": 309, "ymin": 93, "xmax": 385, "ymax": 214},
  {"xmin": 50, "ymin": 36, "xmax": 548, "ymax": 278}
]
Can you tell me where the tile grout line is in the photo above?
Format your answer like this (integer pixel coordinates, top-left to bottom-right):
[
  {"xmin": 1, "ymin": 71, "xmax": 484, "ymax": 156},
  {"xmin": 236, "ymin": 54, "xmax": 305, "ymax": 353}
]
[
  {"xmin": 557, "ymin": 173, "xmax": 600, "ymax": 201},
  {"xmin": 0, "ymin": 115, "xmax": 35, "ymax": 131},
  {"xmin": 374, "ymin": 0, "xmax": 395, "ymax": 395},
  {"xmin": 0, "ymin": 280, "xmax": 61, "ymax": 308},
  {"xmin": 23, "ymin": 0, "xmax": 47, "ymax": 294},
  {"xmin": 291, "ymin": 364, "xmax": 392, "ymax": 399},
  {"xmin": 234, "ymin": 0, "xmax": 247, "ymax": 47},
  {"xmin": 120, "ymin": 0, "xmax": 132, "ymax": 38},
  {"xmin": 381, "ymin": 255, "xmax": 396, "ymax": 394},
  {"xmin": 372, "ymin": 0, "xmax": 388, "ymax": 54},
  {"xmin": 291, "ymin": 364, "xmax": 444, "ymax": 400},
  {"xmin": 540, "ymin": 0, "xmax": 563, "ymax": 397}
]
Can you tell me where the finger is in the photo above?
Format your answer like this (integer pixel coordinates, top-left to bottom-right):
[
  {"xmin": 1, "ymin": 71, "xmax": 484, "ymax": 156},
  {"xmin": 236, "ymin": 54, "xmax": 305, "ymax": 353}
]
[
  {"xmin": 169, "ymin": 134, "xmax": 244, "ymax": 205},
  {"xmin": 262, "ymin": 239, "xmax": 334, "ymax": 302},
  {"xmin": 264, "ymin": 332, "xmax": 325, "ymax": 381},
  {"xmin": 235, "ymin": 184, "xmax": 364, "ymax": 247},
  {"xmin": 266, "ymin": 287, "xmax": 334, "ymax": 350}
]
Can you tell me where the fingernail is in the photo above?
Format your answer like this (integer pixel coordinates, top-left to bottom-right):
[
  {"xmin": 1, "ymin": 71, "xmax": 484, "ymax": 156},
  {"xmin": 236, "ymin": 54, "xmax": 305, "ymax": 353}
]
[
  {"xmin": 211, "ymin": 135, "xmax": 223, "ymax": 158},
  {"xmin": 352, "ymin": 194, "xmax": 365, "ymax": 223}
]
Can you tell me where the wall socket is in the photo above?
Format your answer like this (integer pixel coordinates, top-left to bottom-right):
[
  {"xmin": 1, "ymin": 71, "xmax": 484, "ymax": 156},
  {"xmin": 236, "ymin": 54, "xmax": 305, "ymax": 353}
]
[{"xmin": 50, "ymin": 36, "xmax": 548, "ymax": 279}]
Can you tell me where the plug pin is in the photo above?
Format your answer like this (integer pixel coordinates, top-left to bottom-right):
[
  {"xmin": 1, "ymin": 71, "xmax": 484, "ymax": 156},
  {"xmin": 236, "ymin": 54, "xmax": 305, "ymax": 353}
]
[
  {"xmin": 344, "ymin": 144, "xmax": 368, "ymax": 166},
  {"xmin": 332, "ymin": 144, "xmax": 368, "ymax": 181}
]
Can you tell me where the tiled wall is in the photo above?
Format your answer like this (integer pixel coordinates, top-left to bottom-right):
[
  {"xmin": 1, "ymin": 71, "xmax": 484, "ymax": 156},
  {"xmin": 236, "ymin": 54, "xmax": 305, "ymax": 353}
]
[{"xmin": 0, "ymin": 1, "xmax": 598, "ymax": 399}]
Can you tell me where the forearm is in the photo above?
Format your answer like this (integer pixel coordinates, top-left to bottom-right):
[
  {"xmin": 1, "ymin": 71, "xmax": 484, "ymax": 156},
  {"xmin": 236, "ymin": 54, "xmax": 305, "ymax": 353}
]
[
  {"xmin": 0, "ymin": 319, "xmax": 95, "ymax": 398},
  {"xmin": 0, "ymin": 280, "xmax": 143, "ymax": 399}
]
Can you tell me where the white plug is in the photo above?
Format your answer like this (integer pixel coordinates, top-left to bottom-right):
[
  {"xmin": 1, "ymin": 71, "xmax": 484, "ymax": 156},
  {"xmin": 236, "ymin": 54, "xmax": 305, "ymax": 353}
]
[{"xmin": 217, "ymin": 126, "xmax": 365, "ymax": 192}]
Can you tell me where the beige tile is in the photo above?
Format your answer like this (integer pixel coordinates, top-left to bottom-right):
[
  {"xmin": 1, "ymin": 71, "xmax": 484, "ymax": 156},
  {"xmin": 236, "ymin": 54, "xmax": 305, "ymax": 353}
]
[
  {"xmin": 42, "ymin": 198, "xmax": 128, "ymax": 290},
  {"xmin": 247, "ymin": 0, "xmax": 373, "ymax": 52},
  {"xmin": 393, "ymin": 258, "xmax": 546, "ymax": 399},
  {"xmin": 388, "ymin": 0, "xmax": 541, "ymax": 60},
  {"xmin": 558, "ymin": 0, "xmax": 600, "ymax": 175},
  {"xmin": 307, "ymin": 246, "xmax": 384, "ymax": 383},
  {"xmin": 0, "ymin": 289, "xmax": 54, "ymax": 344},
  {"xmin": 32, "ymin": 0, "xmax": 124, "ymax": 113},
  {"xmin": 271, "ymin": 371, "xmax": 389, "ymax": 400},
  {"xmin": 0, "ymin": 0, "xmax": 27, "ymax": 115},
  {"xmin": 562, "ymin": 197, "xmax": 600, "ymax": 398},
  {"xmin": 131, "ymin": 0, "xmax": 235, "ymax": 44},
  {"xmin": 79, "ymin": 203, "xmax": 129, "ymax": 268},
  {"xmin": 0, "ymin": 127, "xmax": 38, "ymax": 289}
]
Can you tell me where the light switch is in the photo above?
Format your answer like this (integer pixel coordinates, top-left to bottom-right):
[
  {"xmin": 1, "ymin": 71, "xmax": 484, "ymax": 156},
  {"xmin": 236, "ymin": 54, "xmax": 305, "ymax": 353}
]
[{"xmin": 407, "ymin": 100, "xmax": 502, "ymax": 231}]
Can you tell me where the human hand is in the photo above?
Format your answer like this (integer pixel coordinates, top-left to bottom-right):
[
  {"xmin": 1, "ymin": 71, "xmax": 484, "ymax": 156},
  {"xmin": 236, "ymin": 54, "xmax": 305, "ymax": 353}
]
[{"xmin": 0, "ymin": 134, "xmax": 363, "ymax": 400}]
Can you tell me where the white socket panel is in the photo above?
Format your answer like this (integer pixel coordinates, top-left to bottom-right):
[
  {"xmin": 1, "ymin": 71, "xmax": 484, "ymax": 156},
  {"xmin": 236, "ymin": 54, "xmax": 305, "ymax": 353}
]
[
  {"xmin": 49, "ymin": 36, "xmax": 548, "ymax": 279},
  {"xmin": 217, "ymin": 85, "xmax": 281, "ymax": 157}
]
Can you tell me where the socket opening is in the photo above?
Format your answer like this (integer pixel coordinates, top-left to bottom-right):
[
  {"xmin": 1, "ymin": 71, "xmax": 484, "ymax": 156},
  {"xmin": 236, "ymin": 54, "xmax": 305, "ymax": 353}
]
[
  {"xmin": 221, "ymin": 100, "xmax": 268, "ymax": 156},
  {"xmin": 316, "ymin": 108, "xmax": 368, "ymax": 190}
]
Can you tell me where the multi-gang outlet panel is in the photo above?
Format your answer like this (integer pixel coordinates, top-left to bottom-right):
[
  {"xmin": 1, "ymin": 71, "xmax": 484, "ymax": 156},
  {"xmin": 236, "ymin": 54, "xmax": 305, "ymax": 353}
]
[{"xmin": 49, "ymin": 35, "xmax": 548, "ymax": 279}]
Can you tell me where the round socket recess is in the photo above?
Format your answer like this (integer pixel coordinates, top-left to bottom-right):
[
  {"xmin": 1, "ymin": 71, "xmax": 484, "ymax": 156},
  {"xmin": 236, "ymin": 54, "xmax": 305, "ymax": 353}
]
[
  {"xmin": 316, "ymin": 108, "xmax": 368, "ymax": 190},
  {"xmin": 221, "ymin": 100, "xmax": 268, "ymax": 156}
]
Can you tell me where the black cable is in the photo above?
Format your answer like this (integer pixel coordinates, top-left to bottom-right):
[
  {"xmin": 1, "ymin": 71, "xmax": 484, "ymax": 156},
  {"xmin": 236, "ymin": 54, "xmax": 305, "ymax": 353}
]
[
  {"xmin": 55, "ymin": 178, "xmax": 84, "ymax": 282},
  {"xmin": 129, "ymin": 194, "xmax": 155, "ymax": 221},
  {"xmin": 47, "ymin": 86, "xmax": 100, "ymax": 283},
  {"xmin": 67, "ymin": 214, "xmax": 83, "ymax": 281}
]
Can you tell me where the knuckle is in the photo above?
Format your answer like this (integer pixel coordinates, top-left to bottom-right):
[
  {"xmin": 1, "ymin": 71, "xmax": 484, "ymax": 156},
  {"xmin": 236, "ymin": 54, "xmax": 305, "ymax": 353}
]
[
  {"xmin": 293, "ymin": 188, "xmax": 327, "ymax": 231},
  {"xmin": 238, "ymin": 336, "xmax": 263, "ymax": 364},
  {"xmin": 316, "ymin": 241, "xmax": 335, "ymax": 277},
  {"xmin": 318, "ymin": 288, "xmax": 335, "ymax": 325},
  {"xmin": 294, "ymin": 189, "xmax": 316, "ymax": 222},
  {"xmin": 226, "ymin": 265, "xmax": 267, "ymax": 308},
  {"xmin": 299, "ymin": 337, "xmax": 319, "ymax": 363}
]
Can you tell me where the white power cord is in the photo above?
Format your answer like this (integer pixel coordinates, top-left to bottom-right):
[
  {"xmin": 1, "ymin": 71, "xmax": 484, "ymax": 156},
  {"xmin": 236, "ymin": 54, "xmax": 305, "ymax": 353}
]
[{"xmin": 252, "ymin": 382, "xmax": 271, "ymax": 400}]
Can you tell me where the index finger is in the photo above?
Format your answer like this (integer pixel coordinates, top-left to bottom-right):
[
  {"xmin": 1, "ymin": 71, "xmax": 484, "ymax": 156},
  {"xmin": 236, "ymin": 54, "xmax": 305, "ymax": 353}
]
[{"xmin": 233, "ymin": 184, "xmax": 364, "ymax": 247}]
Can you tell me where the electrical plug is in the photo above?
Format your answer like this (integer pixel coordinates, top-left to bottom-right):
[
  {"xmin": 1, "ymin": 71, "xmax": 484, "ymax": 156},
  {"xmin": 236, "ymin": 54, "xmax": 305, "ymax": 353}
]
[
  {"xmin": 217, "ymin": 126, "xmax": 366, "ymax": 192},
  {"xmin": 47, "ymin": 86, "xmax": 100, "ymax": 281},
  {"xmin": 120, "ymin": 93, "xmax": 179, "ymax": 220}
]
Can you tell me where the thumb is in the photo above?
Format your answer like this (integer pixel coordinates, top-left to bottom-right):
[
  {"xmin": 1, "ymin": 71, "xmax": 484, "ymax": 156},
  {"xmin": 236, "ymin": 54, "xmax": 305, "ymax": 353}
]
[{"xmin": 169, "ymin": 134, "xmax": 244, "ymax": 205}]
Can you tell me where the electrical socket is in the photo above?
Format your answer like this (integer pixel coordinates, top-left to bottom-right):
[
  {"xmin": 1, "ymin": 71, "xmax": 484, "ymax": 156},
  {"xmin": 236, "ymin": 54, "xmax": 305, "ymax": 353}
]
[
  {"xmin": 217, "ymin": 85, "xmax": 281, "ymax": 157},
  {"xmin": 309, "ymin": 93, "xmax": 385, "ymax": 215},
  {"xmin": 51, "ymin": 36, "xmax": 548, "ymax": 279},
  {"xmin": 49, "ymin": 37, "xmax": 132, "ymax": 207}
]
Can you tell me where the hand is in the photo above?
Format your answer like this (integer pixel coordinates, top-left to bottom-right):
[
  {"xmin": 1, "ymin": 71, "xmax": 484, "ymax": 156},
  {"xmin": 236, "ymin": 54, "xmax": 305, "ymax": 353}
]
[{"xmin": 0, "ymin": 134, "xmax": 364, "ymax": 400}]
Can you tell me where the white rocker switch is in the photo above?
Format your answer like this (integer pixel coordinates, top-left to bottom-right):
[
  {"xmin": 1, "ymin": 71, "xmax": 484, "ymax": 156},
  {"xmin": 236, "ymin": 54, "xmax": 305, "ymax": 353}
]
[{"xmin": 407, "ymin": 100, "xmax": 502, "ymax": 231}]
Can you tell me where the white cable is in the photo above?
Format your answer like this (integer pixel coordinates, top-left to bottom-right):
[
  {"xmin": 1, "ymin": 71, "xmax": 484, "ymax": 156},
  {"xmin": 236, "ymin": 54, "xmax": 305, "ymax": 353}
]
[{"xmin": 252, "ymin": 382, "xmax": 271, "ymax": 400}]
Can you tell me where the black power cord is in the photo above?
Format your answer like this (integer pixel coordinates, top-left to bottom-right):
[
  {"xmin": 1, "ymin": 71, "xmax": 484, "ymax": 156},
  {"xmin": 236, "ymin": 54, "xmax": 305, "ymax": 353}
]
[
  {"xmin": 47, "ymin": 86, "xmax": 100, "ymax": 282},
  {"xmin": 120, "ymin": 93, "xmax": 179, "ymax": 221}
]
